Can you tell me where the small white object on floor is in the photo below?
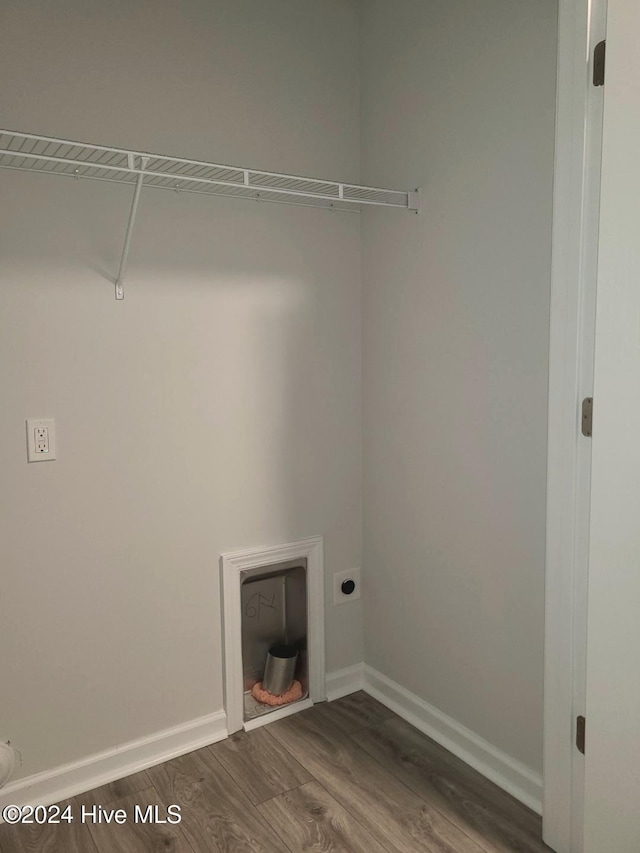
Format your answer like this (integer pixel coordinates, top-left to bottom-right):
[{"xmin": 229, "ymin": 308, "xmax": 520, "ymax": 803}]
[{"xmin": 0, "ymin": 742, "xmax": 16, "ymax": 789}]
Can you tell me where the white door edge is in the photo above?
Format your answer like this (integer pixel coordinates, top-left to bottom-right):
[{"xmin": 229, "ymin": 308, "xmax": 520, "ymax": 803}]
[{"xmin": 544, "ymin": 0, "xmax": 606, "ymax": 849}]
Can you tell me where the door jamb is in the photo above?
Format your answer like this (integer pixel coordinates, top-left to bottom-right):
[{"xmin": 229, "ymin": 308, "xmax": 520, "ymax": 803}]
[{"xmin": 544, "ymin": 0, "xmax": 606, "ymax": 849}]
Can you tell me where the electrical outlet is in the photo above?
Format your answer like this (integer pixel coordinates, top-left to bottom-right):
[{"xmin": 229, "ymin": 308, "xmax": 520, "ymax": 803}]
[
  {"xmin": 333, "ymin": 568, "xmax": 361, "ymax": 606},
  {"xmin": 34, "ymin": 427, "xmax": 49, "ymax": 454},
  {"xmin": 26, "ymin": 418, "xmax": 56, "ymax": 462}
]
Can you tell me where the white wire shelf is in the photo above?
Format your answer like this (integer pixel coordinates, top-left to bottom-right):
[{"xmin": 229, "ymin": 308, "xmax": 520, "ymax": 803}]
[{"xmin": 0, "ymin": 129, "xmax": 420, "ymax": 299}]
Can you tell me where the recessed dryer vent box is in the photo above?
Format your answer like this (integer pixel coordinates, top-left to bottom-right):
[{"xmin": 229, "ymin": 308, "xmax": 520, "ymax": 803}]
[{"xmin": 221, "ymin": 536, "xmax": 325, "ymax": 735}]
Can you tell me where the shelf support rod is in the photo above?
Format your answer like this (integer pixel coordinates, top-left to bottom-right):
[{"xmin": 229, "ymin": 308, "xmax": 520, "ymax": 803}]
[{"xmin": 115, "ymin": 155, "xmax": 148, "ymax": 300}]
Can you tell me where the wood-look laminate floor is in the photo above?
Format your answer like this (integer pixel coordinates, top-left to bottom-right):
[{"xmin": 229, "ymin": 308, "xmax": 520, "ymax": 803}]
[{"xmin": 0, "ymin": 692, "xmax": 552, "ymax": 852}]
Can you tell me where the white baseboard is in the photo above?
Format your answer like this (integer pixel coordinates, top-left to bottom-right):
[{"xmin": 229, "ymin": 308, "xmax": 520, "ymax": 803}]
[
  {"xmin": 363, "ymin": 665, "xmax": 543, "ymax": 814},
  {"xmin": 1, "ymin": 667, "xmax": 542, "ymax": 818},
  {"xmin": 1, "ymin": 660, "xmax": 360, "ymax": 814},
  {"xmin": 325, "ymin": 663, "xmax": 365, "ymax": 700},
  {"xmin": 0, "ymin": 710, "xmax": 227, "ymax": 815}
]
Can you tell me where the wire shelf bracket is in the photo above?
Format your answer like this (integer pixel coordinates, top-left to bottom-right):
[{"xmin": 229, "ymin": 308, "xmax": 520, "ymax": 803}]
[
  {"xmin": 114, "ymin": 155, "xmax": 148, "ymax": 300},
  {"xmin": 0, "ymin": 129, "xmax": 421, "ymax": 300}
]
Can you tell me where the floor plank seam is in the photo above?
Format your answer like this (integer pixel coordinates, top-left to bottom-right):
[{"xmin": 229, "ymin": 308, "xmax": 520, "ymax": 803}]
[
  {"xmin": 253, "ymin": 779, "xmax": 308, "ymax": 807},
  {"xmin": 266, "ymin": 821, "xmax": 297, "ymax": 853},
  {"xmin": 345, "ymin": 728, "xmax": 502, "ymax": 852},
  {"xmin": 310, "ymin": 776, "xmax": 396, "ymax": 853}
]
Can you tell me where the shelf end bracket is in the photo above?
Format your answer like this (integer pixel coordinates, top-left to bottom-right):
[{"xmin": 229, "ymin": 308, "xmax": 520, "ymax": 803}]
[
  {"xmin": 115, "ymin": 155, "xmax": 148, "ymax": 300},
  {"xmin": 408, "ymin": 188, "xmax": 421, "ymax": 215}
]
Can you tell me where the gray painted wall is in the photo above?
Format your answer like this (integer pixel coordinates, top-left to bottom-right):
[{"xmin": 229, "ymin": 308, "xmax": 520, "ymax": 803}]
[
  {"xmin": 0, "ymin": 0, "xmax": 363, "ymax": 781},
  {"xmin": 360, "ymin": 0, "xmax": 557, "ymax": 772},
  {"xmin": 0, "ymin": 0, "xmax": 559, "ymax": 788}
]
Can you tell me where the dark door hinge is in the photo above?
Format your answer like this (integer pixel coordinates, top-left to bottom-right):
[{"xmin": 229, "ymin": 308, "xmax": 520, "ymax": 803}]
[
  {"xmin": 582, "ymin": 397, "xmax": 593, "ymax": 437},
  {"xmin": 593, "ymin": 40, "xmax": 606, "ymax": 87},
  {"xmin": 576, "ymin": 715, "xmax": 586, "ymax": 755}
]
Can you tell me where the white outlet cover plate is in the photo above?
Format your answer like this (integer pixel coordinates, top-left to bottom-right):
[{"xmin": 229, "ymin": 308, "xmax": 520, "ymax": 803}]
[
  {"xmin": 26, "ymin": 418, "xmax": 56, "ymax": 462},
  {"xmin": 333, "ymin": 567, "xmax": 361, "ymax": 606}
]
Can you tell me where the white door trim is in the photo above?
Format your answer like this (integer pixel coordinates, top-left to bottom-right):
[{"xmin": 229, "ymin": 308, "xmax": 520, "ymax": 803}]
[{"xmin": 544, "ymin": 1, "xmax": 606, "ymax": 849}]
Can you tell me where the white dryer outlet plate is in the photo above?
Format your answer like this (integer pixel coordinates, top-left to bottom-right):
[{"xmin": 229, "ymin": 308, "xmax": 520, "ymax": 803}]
[{"xmin": 333, "ymin": 568, "xmax": 361, "ymax": 606}]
